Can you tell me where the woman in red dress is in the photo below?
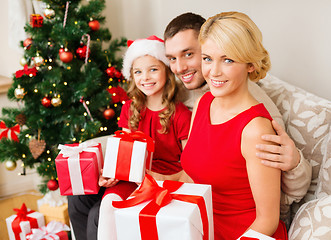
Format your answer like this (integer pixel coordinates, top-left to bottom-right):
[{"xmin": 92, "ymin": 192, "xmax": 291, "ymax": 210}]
[{"xmin": 180, "ymin": 12, "xmax": 288, "ymax": 239}]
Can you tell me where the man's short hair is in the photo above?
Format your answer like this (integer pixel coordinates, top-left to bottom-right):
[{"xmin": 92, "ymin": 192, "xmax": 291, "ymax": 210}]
[{"xmin": 164, "ymin": 12, "xmax": 206, "ymax": 41}]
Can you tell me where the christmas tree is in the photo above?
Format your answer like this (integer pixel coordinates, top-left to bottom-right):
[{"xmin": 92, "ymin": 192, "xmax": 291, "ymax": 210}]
[{"xmin": 0, "ymin": 0, "xmax": 128, "ymax": 193}]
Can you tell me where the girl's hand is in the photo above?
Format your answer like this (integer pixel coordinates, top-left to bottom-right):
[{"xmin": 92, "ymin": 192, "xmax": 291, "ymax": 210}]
[{"xmin": 99, "ymin": 169, "xmax": 119, "ymax": 188}]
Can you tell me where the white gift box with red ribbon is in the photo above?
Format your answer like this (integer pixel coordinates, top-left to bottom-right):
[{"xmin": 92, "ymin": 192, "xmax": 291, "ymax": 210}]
[
  {"xmin": 26, "ymin": 221, "xmax": 70, "ymax": 240},
  {"xmin": 6, "ymin": 204, "xmax": 45, "ymax": 240},
  {"xmin": 102, "ymin": 131, "xmax": 154, "ymax": 183},
  {"xmin": 237, "ymin": 229, "xmax": 278, "ymax": 240},
  {"xmin": 112, "ymin": 175, "xmax": 214, "ymax": 240}
]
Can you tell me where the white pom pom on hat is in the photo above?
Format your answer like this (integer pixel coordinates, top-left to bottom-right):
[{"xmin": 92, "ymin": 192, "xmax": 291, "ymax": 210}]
[{"xmin": 122, "ymin": 35, "xmax": 169, "ymax": 80}]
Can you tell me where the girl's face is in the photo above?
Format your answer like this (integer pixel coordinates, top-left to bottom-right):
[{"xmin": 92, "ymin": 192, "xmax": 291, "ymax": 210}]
[
  {"xmin": 132, "ymin": 55, "xmax": 167, "ymax": 98},
  {"xmin": 201, "ymin": 38, "xmax": 254, "ymax": 98}
]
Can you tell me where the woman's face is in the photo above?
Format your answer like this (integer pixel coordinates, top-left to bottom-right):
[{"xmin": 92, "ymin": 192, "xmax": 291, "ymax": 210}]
[{"xmin": 201, "ymin": 38, "xmax": 254, "ymax": 98}]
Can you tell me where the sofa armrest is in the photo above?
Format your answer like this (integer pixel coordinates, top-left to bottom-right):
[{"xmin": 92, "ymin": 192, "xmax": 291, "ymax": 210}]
[{"xmin": 288, "ymin": 195, "xmax": 331, "ymax": 239}]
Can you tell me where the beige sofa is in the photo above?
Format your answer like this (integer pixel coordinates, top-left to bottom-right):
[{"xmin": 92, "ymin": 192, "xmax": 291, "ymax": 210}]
[
  {"xmin": 258, "ymin": 74, "xmax": 331, "ymax": 239},
  {"xmin": 91, "ymin": 74, "xmax": 330, "ymax": 239}
]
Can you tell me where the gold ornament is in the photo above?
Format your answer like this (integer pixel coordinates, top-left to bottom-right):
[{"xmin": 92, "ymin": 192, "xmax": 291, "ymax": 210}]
[
  {"xmin": 14, "ymin": 85, "xmax": 26, "ymax": 99},
  {"xmin": 20, "ymin": 57, "xmax": 28, "ymax": 66},
  {"xmin": 33, "ymin": 55, "xmax": 44, "ymax": 67},
  {"xmin": 5, "ymin": 160, "xmax": 17, "ymax": 171},
  {"xmin": 51, "ymin": 95, "xmax": 62, "ymax": 107},
  {"xmin": 44, "ymin": 8, "xmax": 55, "ymax": 19}
]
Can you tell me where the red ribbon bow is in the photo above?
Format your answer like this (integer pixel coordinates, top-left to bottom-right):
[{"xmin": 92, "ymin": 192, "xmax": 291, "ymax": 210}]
[
  {"xmin": 0, "ymin": 121, "xmax": 20, "ymax": 142},
  {"xmin": 127, "ymin": 35, "xmax": 164, "ymax": 47},
  {"xmin": 15, "ymin": 64, "xmax": 37, "ymax": 78},
  {"xmin": 114, "ymin": 130, "xmax": 154, "ymax": 152},
  {"xmin": 113, "ymin": 174, "xmax": 209, "ymax": 240},
  {"xmin": 12, "ymin": 203, "xmax": 38, "ymax": 240}
]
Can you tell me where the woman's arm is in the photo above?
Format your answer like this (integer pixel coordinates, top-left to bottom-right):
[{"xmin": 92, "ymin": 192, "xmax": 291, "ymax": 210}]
[{"xmin": 241, "ymin": 117, "xmax": 281, "ymax": 236}]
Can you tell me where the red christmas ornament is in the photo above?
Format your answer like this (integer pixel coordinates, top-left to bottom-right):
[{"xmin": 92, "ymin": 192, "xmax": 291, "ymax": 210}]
[
  {"xmin": 114, "ymin": 70, "xmax": 123, "ymax": 79},
  {"xmin": 30, "ymin": 14, "xmax": 43, "ymax": 28},
  {"xmin": 59, "ymin": 48, "xmax": 73, "ymax": 63},
  {"xmin": 41, "ymin": 97, "xmax": 52, "ymax": 108},
  {"xmin": 88, "ymin": 20, "xmax": 100, "ymax": 31},
  {"xmin": 106, "ymin": 66, "xmax": 116, "ymax": 77},
  {"xmin": 23, "ymin": 38, "xmax": 33, "ymax": 50},
  {"xmin": 76, "ymin": 45, "xmax": 91, "ymax": 59},
  {"xmin": 103, "ymin": 108, "xmax": 115, "ymax": 120},
  {"xmin": 47, "ymin": 179, "xmax": 59, "ymax": 191}
]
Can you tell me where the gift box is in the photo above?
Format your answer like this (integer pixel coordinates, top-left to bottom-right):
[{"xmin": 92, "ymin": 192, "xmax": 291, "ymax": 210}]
[
  {"xmin": 38, "ymin": 203, "xmax": 70, "ymax": 226},
  {"xmin": 26, "ymin": 221, "xmax": 70, "ymax": 240},
  {"xmin": 103, "ymin": 131, "xmax": 154, "ymax": 183},
  {"xmin": 112, "ymin": 175, "xmax": 214, "ymax": 240},
  {"xmin": 6, "ymin": 203, "xmax": 45, "ymax": 240},
  {"xmin": 238, "ymin": 229, "xmax": 279, "ymax": 240},
  {"xmin": 55, "ymin": 141, "xmax": 103, "ymax": 195},
  {"xmin": 30, "ymin": 14, "xmax": 43, "ymax": 28}
]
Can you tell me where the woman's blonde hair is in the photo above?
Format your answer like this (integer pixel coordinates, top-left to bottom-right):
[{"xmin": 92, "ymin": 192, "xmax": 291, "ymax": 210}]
[
  {"xmin": 199, "ymin": 11, "xmax": 271, "ymax": 82},
  {"xmin": 127, "ymin": 60, "xmax": 179, "ymax": 134}
]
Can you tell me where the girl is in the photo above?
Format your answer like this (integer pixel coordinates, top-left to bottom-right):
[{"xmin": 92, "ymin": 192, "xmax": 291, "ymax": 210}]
[
  {"xmin": 180, "ymin": 12, "xmax": 288, "ymax": 239},
  {"xmin": 98, "ymin": 35, "xmax": 192, "ymax": 239}
]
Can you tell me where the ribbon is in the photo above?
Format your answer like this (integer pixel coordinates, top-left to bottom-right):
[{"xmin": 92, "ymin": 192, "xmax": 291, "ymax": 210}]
[
  {"xmin": 58, "ymin": 141, "xmax": 102, "ymax": 195},
  {"xmin": 112, "ymin": 175, "xmax": 209, "ymax": 240},
  {"xmin": 11, "ymin": 203, "xmax": 38, "ymax": 240},
  {"xmin": 0, "ymin": 121, "xmax": 20, "ymax": 142},
  {"xmin": 15, "ymin": 64, "xmax": 38, "ymax": 78},
  {"xmin": 26, "ymin": 221, "xmax": 70, "ymax": 240}
]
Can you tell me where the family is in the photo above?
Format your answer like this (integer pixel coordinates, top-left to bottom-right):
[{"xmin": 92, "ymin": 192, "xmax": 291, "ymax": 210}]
[{"xmin": 68, "ymin": 11, "xmax": 312, "ymax": 240}]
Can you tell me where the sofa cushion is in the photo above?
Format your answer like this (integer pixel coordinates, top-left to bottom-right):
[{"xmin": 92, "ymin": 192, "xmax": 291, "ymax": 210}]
[
  {"xmin": 316, "ymin": 131, "xmax": 331, "ymax": 197},
  {"xmin": 259, "ymin": 74, "xmax": 331, "ymax": 199},
  {"xmin": 288, "ymin": 195, "xmax": 331, "ymax": 240}
]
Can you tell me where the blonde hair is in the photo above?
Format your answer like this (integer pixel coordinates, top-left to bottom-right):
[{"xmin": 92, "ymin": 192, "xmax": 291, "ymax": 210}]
[
  {"xmin": 127, "ymin": 59, "xmax": 179, "ymax": 134},
  {"xmin": 199, "ymin": 11, "xmax": 271, "ymax": 82}
]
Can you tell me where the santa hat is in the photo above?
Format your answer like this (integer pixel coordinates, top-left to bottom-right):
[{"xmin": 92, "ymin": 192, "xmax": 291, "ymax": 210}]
[{"xmin": 122, "ymin": 35, "xmax": 169, "ymax": 80}]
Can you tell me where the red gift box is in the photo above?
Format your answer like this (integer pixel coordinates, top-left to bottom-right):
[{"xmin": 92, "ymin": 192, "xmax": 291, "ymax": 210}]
[
  {"xmin": 26, "ymin": 221, "xmax": 70, "ymax": 240},
  {"xmin": 103, "ymin": 131, "xmax": 154, "ymax": 183},
  {"xmin": 112, "ymin": 175, "xmax": 214, "ymax": 240},
  {"xmin": 6, "ymin": 203, "xmax": 45, "ymax": 240},
  {"xmin": 55, "ymin": 141, "xmax": 103, "ymax": 195},
  {"xmin": 30, "ymin": 14, "xmax": 43, "ymax": 28}
]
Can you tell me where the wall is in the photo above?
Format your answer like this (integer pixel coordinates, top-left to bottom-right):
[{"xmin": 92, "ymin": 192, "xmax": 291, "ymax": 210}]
[
  {"xmin": 0, "ymin": 0, "xmax": 330, "ymax": 196},
  {"xmin": 103, "ymin": 0, "xmax": 331, "ymax": 101}
]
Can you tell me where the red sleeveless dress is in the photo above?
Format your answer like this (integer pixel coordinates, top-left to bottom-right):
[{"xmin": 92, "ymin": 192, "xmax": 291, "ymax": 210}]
[{"xmin": 181, "ymin": 92, "xmax": 288, "ymax": 240}]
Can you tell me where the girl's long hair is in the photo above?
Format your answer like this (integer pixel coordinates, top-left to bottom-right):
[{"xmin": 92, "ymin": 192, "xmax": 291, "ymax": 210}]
[{"xmin": 127, "ymin": 63, "xmax": 179, "ymax": 134}]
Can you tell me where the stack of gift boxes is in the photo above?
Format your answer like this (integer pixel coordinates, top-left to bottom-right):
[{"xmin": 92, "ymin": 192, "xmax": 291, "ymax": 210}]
[
  {"xmin": 53, "ymin": 130, "xmax": 214, "ymax": 239},
  {"xmin": 6, "ymin": 130, "xmax": 277, "ymax": 240},
  {"xmin": 5, "ymin": 203, "xmax": 70, "ymax": 240}
]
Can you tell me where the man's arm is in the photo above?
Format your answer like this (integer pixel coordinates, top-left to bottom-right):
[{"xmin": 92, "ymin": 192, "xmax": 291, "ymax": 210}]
[{"xmin": 256, "ymin": 120, "xmax": 312, "ymax": 203}]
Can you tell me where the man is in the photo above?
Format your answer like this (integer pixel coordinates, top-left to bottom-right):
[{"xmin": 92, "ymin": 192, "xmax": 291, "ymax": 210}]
[{"xmin": 163, "ymin": 12, "xmax": 312, "ymax": 224}]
